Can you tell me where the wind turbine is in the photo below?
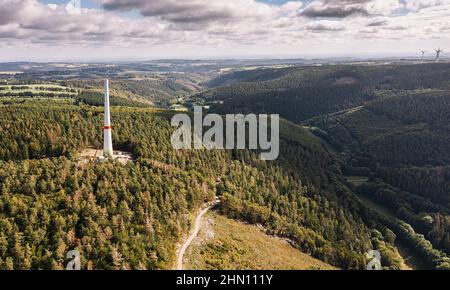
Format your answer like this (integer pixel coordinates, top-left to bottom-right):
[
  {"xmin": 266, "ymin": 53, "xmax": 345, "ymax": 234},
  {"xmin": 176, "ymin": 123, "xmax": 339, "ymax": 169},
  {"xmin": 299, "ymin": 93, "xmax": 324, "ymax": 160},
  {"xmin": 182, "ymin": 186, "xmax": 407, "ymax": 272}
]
[
  {"xmin": 103, "ymin": 79, "xmax": 113, "ymax": 158},
  {"xmin": 420, "ymin": 50, "xmax": 426, "ymax": 61},
  {"xmin": 435, "ymin": 48, "xmax": 443, "ymax": 62}
]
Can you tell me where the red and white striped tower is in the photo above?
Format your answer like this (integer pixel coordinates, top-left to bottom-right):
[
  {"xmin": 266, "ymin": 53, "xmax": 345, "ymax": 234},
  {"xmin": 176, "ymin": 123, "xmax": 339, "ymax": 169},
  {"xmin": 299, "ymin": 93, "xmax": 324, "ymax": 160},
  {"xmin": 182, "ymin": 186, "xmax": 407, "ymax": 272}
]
[{"xmin": 103, "ymin": 79, "xmax": 113, "ymax": 157}]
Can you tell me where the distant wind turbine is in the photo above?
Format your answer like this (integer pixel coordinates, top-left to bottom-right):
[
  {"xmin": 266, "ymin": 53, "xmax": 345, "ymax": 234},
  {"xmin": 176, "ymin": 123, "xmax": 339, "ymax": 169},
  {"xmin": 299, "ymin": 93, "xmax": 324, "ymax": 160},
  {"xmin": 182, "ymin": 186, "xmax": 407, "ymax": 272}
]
[
  {"xmin": 435, "ymin": 48, "xmax": 443, "ymax": 62},
  {"xmin": 420, "ymin": 50, "xmax": 426, "ymax": 61}
]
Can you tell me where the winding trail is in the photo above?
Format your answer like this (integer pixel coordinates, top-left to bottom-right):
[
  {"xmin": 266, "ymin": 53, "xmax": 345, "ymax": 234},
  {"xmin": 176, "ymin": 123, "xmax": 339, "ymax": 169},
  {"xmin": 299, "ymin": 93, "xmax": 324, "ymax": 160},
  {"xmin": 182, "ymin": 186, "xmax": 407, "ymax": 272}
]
[{"xmin": 176, "ymin": 200, "xmax": 219, "ymax": 270}]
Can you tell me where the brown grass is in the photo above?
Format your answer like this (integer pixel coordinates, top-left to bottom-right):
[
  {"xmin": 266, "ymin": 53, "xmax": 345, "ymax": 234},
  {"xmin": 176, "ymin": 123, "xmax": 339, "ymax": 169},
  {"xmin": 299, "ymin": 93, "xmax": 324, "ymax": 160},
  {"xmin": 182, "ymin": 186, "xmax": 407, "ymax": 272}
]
[
  {"xmin": 335, "ymin": 77, "xmax": 358, "ymax": 85},
  {"xmin": 183, "ymin": 212, "xmax": 335, "ymax": 270}
]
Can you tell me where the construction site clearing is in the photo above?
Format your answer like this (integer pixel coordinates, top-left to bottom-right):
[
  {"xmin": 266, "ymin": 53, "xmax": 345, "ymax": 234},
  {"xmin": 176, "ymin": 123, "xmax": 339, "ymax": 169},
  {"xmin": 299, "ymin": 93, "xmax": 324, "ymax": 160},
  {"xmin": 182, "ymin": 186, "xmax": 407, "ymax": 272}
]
[{"xmin": 77, "ymin": 148, "xmax": 133, "ymax": 165}]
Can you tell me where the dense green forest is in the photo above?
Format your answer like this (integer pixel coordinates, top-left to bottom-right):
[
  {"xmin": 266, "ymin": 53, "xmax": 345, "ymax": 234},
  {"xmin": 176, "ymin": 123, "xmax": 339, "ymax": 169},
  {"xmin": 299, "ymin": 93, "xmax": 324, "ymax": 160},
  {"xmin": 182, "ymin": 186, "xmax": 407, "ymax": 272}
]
[
  {"xmin": 206, "ymin": 63, "xmax": 450, "ymax": 92},
  {"xmin": 196, "ymin": 63, "xmax": 450, "ymax": 268},
  {"xmin": 62, "ymin": 74, "xmax": 203, "ymax": 107},
  {"xmin": 0, "ymin": 98, "xmax": 431, "ymax": 270},
  {"xmin": 74, "ymin": 91, "xmax": 149, "ymax": 108},
  {"xmin": 1, "ymin": 63, "xmax": 449, "ymax": 270},
  {"xmin": 0, "ymin": 101, "xmax": 224, "ymax": 269},
  {"xmin": 196, "ymin": 63, "xmax": 450, "ymax": 122},
  {"xmin": 310, "ymin": 91, "xmax": 450, "ymax": 200},
  {"xmin": 308, "ymin": 90, "xmax": 450, "ymax": 262}
]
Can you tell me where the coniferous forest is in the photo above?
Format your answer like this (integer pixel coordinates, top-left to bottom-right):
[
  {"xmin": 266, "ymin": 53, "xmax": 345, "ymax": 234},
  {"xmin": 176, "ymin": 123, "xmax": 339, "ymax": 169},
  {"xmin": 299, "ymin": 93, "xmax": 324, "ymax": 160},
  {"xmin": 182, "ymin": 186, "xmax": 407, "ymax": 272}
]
[
  {"xmin": 0, "ymin": 63, "xmax": 449, "ymax": 270},
  {"xmin": 193, "ymin": 63, "xmax": 450, "ymax": 270}
]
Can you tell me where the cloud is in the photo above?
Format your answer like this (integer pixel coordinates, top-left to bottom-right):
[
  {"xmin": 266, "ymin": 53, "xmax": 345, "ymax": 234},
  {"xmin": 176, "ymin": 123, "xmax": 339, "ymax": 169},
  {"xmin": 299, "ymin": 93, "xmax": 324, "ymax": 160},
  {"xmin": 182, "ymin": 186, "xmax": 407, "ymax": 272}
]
[
  {"xmin": 0, "ymin": 0, "xmax": 172, "ymax": 44},
  {"xmin": 366, "ymin": 0, "xmax": 404, "ymax": 15},
  {"xmin": 307, "ymin": 21, "xmax": 345, "ymax": 32},
  {"xmin": 404, "ymin": 0, "xmax": 450, "ymax": 11},
  {"xmin": 300, "ymin": 0, "xmax": 371, "ymax": 18},
  {"xmin": 100, "ymin": 0, "xmax": 274, "ymax": 27},
  {"xmin": 103, "ymin": 0, "xmax": 234, "ymax": 24},
  {"xmin": 298, "ymin": 0, "xmax": 414, "ymax": 18},
  {"xmin": 0, "ymin": 0, "xmax": 450, "ymax": 59},
  {"xmin": 366, "ymin": 19, "xmax": 388, "ymax": 27}
]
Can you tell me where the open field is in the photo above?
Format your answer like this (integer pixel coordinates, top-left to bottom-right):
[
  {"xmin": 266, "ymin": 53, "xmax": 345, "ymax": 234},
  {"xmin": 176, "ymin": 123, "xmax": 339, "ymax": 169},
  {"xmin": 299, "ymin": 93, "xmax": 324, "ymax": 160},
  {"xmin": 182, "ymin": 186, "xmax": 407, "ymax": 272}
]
[
  {"xmin": 77, "ymin": 148, "xmax": 133, "ymax": 165},
  {"xmin": 0, "ymin": 71, "xmax": 22, "ymax": 75},
  {"xmin": 0, "ymin": 84, "xmax": 78, "ymax": 97},
  {"xmin": 346, "ymin": 176, "xmax": 369, "ymax": 187},
  {"xmin": 183, "ymin": 212, "xmax": 335, "ymax": 270}
]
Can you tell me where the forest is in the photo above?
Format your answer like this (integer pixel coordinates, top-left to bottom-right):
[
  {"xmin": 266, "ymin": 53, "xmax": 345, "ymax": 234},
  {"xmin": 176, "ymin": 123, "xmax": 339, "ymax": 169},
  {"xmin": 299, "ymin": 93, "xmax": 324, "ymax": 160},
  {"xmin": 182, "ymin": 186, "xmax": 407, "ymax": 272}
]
[
  {"xmin": 0, "ymin": 97, "xmax": 429, "ymax": 270},
  {"xmin": 191, "ymin": 63, "xmax": 450, "ymax": 269},
  {"xmin": 0, "ymin": 63, "xmax": 449, "ymax": 270},
  {"xmin": 197, "ymin": 63, "xmax": 450, "ymax": 122}
]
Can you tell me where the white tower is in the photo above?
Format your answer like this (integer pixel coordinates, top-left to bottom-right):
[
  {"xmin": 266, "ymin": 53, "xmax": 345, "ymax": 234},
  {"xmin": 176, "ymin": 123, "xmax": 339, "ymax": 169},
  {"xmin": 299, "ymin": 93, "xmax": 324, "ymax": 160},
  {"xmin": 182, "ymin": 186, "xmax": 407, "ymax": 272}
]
[{"xmin": 103, "ymin": 79, "xmax": 113, "ymax": 158}]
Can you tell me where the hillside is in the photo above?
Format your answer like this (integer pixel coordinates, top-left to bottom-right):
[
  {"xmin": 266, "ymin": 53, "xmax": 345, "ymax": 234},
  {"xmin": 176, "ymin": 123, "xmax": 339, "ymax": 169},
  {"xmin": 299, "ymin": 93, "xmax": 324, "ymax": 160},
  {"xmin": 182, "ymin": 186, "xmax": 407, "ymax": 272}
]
[
  {"xmin": 184, "ymin": 212, "xmax": 335, "ymax": 270},
  {"xmin": 190, "ymin": 63, "xmax": 450, "ymax": 269},
  {"xmin": 1, "ymin": 61, "xmax": 450, "ymax": 270},
  {"xmin": 308, "ymin": 90, "xmax": 450, "ymax": 258},
  {"xmin": 194, "ymin": 63, "xmax": 450, "ymax": 123},
  {"xmin": 2, "ymin": 61, "xmax": 302, "ymax": 107},
  {"xmin": 0, "ymin": 98, "xmax": 420, "ymax": 270}
]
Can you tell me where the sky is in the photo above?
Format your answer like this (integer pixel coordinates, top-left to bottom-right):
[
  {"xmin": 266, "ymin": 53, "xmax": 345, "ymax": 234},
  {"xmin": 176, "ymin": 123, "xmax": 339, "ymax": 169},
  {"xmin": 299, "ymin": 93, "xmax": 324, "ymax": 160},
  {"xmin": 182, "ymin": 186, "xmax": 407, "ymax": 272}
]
[{"xmin": 0, "ymin": 0, "xmax": 449, "ymax": 61}]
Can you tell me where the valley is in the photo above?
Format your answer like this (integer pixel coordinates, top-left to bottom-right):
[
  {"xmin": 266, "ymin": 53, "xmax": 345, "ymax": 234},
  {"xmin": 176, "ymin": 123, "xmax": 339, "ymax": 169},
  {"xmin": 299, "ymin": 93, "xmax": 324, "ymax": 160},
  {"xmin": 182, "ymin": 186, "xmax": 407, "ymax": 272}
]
[{"xmin": 0, "ymin": 61, "xmax": 449, "ymax": 270}]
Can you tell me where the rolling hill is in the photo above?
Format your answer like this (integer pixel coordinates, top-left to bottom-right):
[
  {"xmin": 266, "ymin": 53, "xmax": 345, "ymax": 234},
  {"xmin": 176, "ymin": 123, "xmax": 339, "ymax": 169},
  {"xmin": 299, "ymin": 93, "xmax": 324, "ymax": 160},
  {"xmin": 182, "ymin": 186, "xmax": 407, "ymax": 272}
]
[
  {"xmin": 190, "ymin": 63, "xmax": 450, "ymax": 269},
  {"xmin": 0, "ymin": 98, "xmax": 420, "ymax": 270},
  {"xmin": 1, "ymin": 63, "xmax": 449, "ymax": 270}
]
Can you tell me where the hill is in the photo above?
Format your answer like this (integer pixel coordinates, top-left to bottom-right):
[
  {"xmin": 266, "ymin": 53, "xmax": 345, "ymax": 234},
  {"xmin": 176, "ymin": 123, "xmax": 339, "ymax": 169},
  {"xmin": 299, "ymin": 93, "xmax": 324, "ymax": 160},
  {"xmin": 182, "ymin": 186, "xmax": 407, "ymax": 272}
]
[
  {"xmin": 190, "ymin": 63, "xmax": 450, "ymax": 269},
  {"xmin": 0, "ymin": 98, "xmax": 418, "ymax": 270},
  {"xmin": 183, "ymin": 212, "xmax": 335, "ymax": 270},
  {"xmin": 1, "ymin": 62, "xmax": 450, "ymax": 271},
  {"xmin": 194, "ymin": 63, "xmax": 450, "ymax": 123}
]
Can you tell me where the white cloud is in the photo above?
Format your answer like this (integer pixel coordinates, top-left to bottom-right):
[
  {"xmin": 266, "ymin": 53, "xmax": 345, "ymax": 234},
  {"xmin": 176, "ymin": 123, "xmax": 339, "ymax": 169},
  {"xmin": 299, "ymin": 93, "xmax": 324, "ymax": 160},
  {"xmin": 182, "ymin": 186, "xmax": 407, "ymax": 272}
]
[
  {"xmin": 0, "ymin": 0, "xmax": 449, "ymax": 59},
  {"xmin": 366, "ymin": 0, "xmax": 404, "ymax": 15},
  {"xmin": 404, "ymin": 0, "xmax": 450, "ymax": 11}
]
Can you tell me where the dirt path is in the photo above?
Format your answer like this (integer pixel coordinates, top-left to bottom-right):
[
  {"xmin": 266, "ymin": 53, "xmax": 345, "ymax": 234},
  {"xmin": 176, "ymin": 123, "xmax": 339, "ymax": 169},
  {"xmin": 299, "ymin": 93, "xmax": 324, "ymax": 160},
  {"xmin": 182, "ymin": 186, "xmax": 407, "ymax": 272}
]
[{"xmin": 176, "ymin": 200, "xmax": 219, "ymax": 270}]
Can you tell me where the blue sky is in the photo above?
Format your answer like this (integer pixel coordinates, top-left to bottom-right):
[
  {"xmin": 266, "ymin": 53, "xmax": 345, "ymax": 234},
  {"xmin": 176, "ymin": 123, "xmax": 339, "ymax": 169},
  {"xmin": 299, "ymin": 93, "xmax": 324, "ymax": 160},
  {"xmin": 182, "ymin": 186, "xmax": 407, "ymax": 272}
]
[
  {"xmin": 40, "ymin": 0, "xmax": 301, "ymax": 5},
  {"xmin": 40, "ymin": 0, "xmax": 305, "ymax": 9},
  {"xmin": 41, "ymin": 0, "xmax": 99, "ymax": 8}
]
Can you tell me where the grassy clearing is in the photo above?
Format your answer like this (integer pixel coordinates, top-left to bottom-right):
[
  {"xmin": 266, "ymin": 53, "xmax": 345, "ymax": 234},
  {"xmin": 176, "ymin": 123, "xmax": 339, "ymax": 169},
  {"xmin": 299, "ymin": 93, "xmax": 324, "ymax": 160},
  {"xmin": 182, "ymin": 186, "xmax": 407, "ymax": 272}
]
[
  {"xmin": 184, "ymin": 212, "xmax": 335, "ymax": 270},
  {"xmin": 346, "ymin": 175, "xmax": 369, "ymax": 186},
  {"xmin": 0, "ymin": 84, "xmax": 78, "ymax": 96}
]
